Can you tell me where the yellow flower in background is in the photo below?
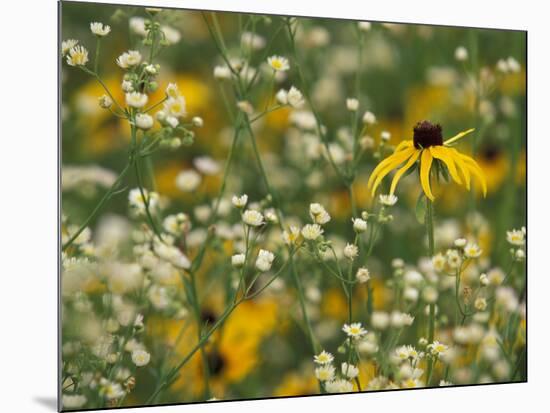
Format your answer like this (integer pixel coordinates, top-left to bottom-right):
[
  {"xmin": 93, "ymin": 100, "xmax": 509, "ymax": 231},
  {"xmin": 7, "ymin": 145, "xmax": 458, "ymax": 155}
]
[{"xmin": 368, "ymin": 120, "xmax": 487, "ymax": 201}]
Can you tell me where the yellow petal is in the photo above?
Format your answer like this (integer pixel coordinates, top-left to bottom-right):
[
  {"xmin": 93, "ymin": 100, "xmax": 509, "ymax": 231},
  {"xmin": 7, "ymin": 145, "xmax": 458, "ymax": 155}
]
[
  {"xmin": 367, "ymin": 147, "xmax": 416, "ymax": 189},
  {"xmin": 389, "ymin": 149, "xmax": 420, "ymax": 195},
  {"xmin": 420, "ymin": 149, "xmax": 435, "ymax": 201},
  {"xmin": 448, "ymin": 148, "xmax": 471, "ymax": 190},
  {"xmin": 370, "ymin": 148, "xmax": 417, "ymax": 195},
  {"xmin": 394, "ymin": 140, "xmax": 413, "ymax": 152},
  {"xmin": 429, "ymin": 146, "xmax": 462, "ymax": 185},
  {"xmin": 460, "ymin": 154, "xmax": 487, "ymax": 196},
  {"xmin": 443, "ymin": 128, "xmax": 475, "ymax": 146}
]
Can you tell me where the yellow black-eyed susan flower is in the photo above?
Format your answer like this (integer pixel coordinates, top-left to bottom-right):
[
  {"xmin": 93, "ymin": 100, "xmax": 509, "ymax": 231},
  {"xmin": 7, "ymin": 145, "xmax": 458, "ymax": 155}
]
[{"xmin": 367, "ymin": 120, "xmax": 487, "ymax": 201}]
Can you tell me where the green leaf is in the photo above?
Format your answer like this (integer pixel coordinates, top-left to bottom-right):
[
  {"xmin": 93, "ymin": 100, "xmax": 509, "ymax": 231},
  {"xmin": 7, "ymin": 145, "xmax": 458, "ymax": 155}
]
[{"xmin": 416, "ymin": 192, "xmax": 426, "ymax": 224}]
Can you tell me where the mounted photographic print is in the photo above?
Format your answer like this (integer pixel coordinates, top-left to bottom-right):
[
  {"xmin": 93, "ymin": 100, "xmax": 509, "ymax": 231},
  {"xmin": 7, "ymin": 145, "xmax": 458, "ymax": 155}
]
[{"xmin": 59, "ymin": 1, "xmax": 527, "ymax": 410}]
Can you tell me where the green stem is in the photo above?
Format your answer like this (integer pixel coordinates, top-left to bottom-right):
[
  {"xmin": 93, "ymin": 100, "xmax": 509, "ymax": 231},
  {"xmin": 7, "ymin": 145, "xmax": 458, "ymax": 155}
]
[{"xmin": 425, "ymin": 196, "xmax": 436, "ymax": 385}]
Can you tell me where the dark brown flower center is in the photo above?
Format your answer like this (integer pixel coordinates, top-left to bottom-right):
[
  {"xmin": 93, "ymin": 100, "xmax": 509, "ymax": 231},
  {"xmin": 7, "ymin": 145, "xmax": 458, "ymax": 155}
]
[{"xmin": 413, "ymin": 120, "xmax": 443, "ymax": 149}]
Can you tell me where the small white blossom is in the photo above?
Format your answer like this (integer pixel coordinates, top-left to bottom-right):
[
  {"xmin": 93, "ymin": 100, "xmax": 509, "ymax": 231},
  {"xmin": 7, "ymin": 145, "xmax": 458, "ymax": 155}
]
[
  {"xmin": 428, "ymin": 341, "xmax": 448, "ymax": 357},
  {"xmin": 358, "ymin": 21, "xmax": 372, "ymax": 32},
  {"xmin": 454, "ymin": 46, "xmax": 468, "ymax": 61},
  {"xmin": 325, "ymin": 379, "xmax": 353, "ymax": 393},
  {"xmin": 116, "ymin": 50, "xmax": 142, "ymax": 69},
  {"xmin": 352, "ymin": 217, "xmax": 368, "ymax": 233},
  {"xmin": 176, "ymin": 170, "xmax": 201, "ymax": 192},
  {"xmin": 231, "ymin": 253, "xmax": 246, "ymax": 268},
  {"xmin": 66, "ymin": 45, "xmax": 89, "ymax": 66},
  {"xmin": 61, "ymin": 39, "xmax": 78, "ymax": 56},
  {"xmin": 343, "ymin": 322, "xmax": 367, "ymax": 339},
  {"xmin": 314, "ymin": 350, "xmax": 334, "ymax": 364},
  {"xmin": 356, "ymin": 267, "xmax": 370, "ymax": 283},
  {"xmin": 346, "ymin": 98, "xmax": 359, "ymax": 111},
  {"xmin": 256, "ymin": 249, "xmax": 275, "ymax": 272},
  {"xmin": 232, "ymin": 194, "xmax": 248, "ymax": 208},
  {"xmin": 379, "ymin": 194, "xmax": 398, "ymax": 206},
  {"xmin": 362, "ymin": 111, "xmax": 376, "ymax": 124},
  {"xmin": 90, "ymin": 21, "xmax": 111, "ymax": 36},
  {"xmin": 243, "ymin": 210, "xmax": 264, "ymax": 227},
  {"xmin": 464, "ymin": 242, "xmax": 482, "ymax": 258},
  {"xmin": 343, "ymin": 243, "xmax": 359, "ymax": 260},
  {"xmin": 267, "ymin": 55, "xmax": 290, "ymax": 71},
  {"xmin": 131, "ymin": 349, "xmax": 151, "ymax": 367},
  {"xmin": 125, "ymin": 92, "xmax": 148, "ymax": 108},
  {"xmin": 214, "ymin": 65, "xmax": 231, "ymax": 80},
  {"xmin": 98, "ymin": 94, "xmax": 113, "ymax": 109},
  {"xmin": 315, "ymin": 365, "xmax": 336, "ymax": 382},
  {"xmin": 309, "ymin": 203, "xmax": 331, "ymax": 225},
  {"xmin": 135, "ymin": 113, "xmax": 154, "ymax": 130},
  {"xmin": 506, "ymin": 228, "xmax": 525, "ymax": 246},
  {"xmin": 341, "ymin": 362, "xmax": 359, "ymax": 379},
  {"xmin": 301, "ymin": 224, "xmax": 324, "ymax": 240}
]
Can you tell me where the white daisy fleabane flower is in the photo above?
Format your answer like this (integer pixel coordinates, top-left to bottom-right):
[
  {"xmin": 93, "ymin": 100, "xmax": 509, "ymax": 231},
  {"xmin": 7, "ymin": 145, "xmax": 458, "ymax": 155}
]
[
  {"xmin": 116, "ymin": 50, "xmax": 142, "ymax": 69},
  {"xmin": 343, "ymin": 243, "xmax": 359, "ymax": 260},
  {"xmin": 231, "ymin": 253, "xmax": 246, "ymax": 268},
  {"xmin": 379, "ymin": 194, "xmax": 398, "ymax": 206},
  {"xmin": 90, "ymin": 21, "xmax": 111, "ymax": 36},
  {"xmin": 352, "ymin": 217, "xmax": 367, "ymax": 233},
  {"xmin": 192, "ymin": 116, "xmax": 204, "ymax": 127},
  {"xmin": 161, "ymin": 25, "xmax": 181, "ymax": 45},
  {"xmin": 66, "ymin": 45, "xmax": 89, "ymax": 66},
  {"xmin": 446, "ymin": 249, "xmax": 462, "ymax": 269},
  {"xmin": 371, "ymin": 311, "xmax": 390, "ymax": 329},
  {"xmin": 362, "ymin": 110, "xmax": 376, "ymax": 125},
  {"xmin": 313, "ymin": 350, "xmax": 334, "ymax": 364},
  {"xmin": 454, "ymin": 46, "xmax": 468, "ymax": 61},
  {"xmin": 163, "ymin": 96, "xmax": 187, "ymax": 118},
  {"xmin": 341, "ymin": 362, "xmax": 359, "ymax": 379},
  {"xmin": 283, "ymin": 225, "xmax": 301, "ymax": 245},
  {"xmin": 358, "ymin": 21, "xmax": 372, "ymax": 32},
  {"xmin": 346, "ymin": 98, "xmax": 359, "ymax": 111},
  {"xmin": 506, "ymin": 228, "xmax": 525, "ymax": 246},
  {"xmin": 276, "ymin": 89, "xmax": 288, "ymax": 105},
  {"xmin": 432, "ymin": 253, "xmax": 446, "ymax": 272},
  {"xmin": 62, "ymin": 394, "xmax": 87, "ymax": 409},
  {"xmin": 98, "ymin": 94, "xmax": 113, "ymax": 109},
  {"xmin": 176, "ymin": 170, "xmax": 201, "ymax": 192},
  {"xmin": 213, "ymin": 65, "xmax": 232, "ymax": 80},
  {"xmin": 381, "ymin": 130, "xmax": 391, "ymax": 142},
  {"xmin": 301, "ymin": 224, "xmax": 323, "ymax": 240},
  {"xmin": 315, "ymin": 365, "xmax": 336, "ymax": 382},
  {"xmin": 125, "ymin": 92, "xmax": 148, "ymax": 108},
  {"xmin": 61, "ymin": 39, "xmax": 78, "ymax": 56},
  {"xmin": 135, "ymin": 113, "xmax": 154, "ymax": 130},
  {"xmin": 309, "ymin": 203, "xmax": 331, "ymax": 225},
  {"xmin": 165, "ymin": 83, "xmax": 180, "ymax": 99},
  {"xmin": 464, "ymin": 242, "xmax": 482, "ymax": 258},
  {"xmin": 256, "ymin": 249, "xmax": 275, "ymax": 272},
  {"xmin": 193, "ymin": 156, "xmax": 220, "ymax": 175},
  {"xmin": 241, "ymin": 31, "xmax": 266, "ymax": 50},
  {"xmin": 243, "ymin": 209, "xmax": 264, "ymax": 227},
  {"xmin": 356, "ymin": 267, "xmax": 370, "ymax": 283},
  {"xmin": 479, "ymin": 273, "xmax": 489, "ymax": 286},
  {"xmin": 232, "ymin": 194, "xmax": 248, "ymax": 208},
  {"xmin": 428, "ymin": 341, "xmax": 448, "ymax": 356},
  {"xmin": 325, "ymin": 379, "xmax": 353, "ymax": 393},
  {"xmin": 287, "ymin": 86, "xmax": 305, "ymax": 108},
  {"xmin": 267, "ymin": 55, "xmax": 290, "ymax": 72},
  {"xmin": 131, "ymin": 349, "xmax": 151, "ymax": 366},
  {"xmin": 342, "ymin": 322, "xmax": 367, "ymax": 339},
  {"xmin": 454, "ymin": 238, "xmax": 467, "ymax": 248}
]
